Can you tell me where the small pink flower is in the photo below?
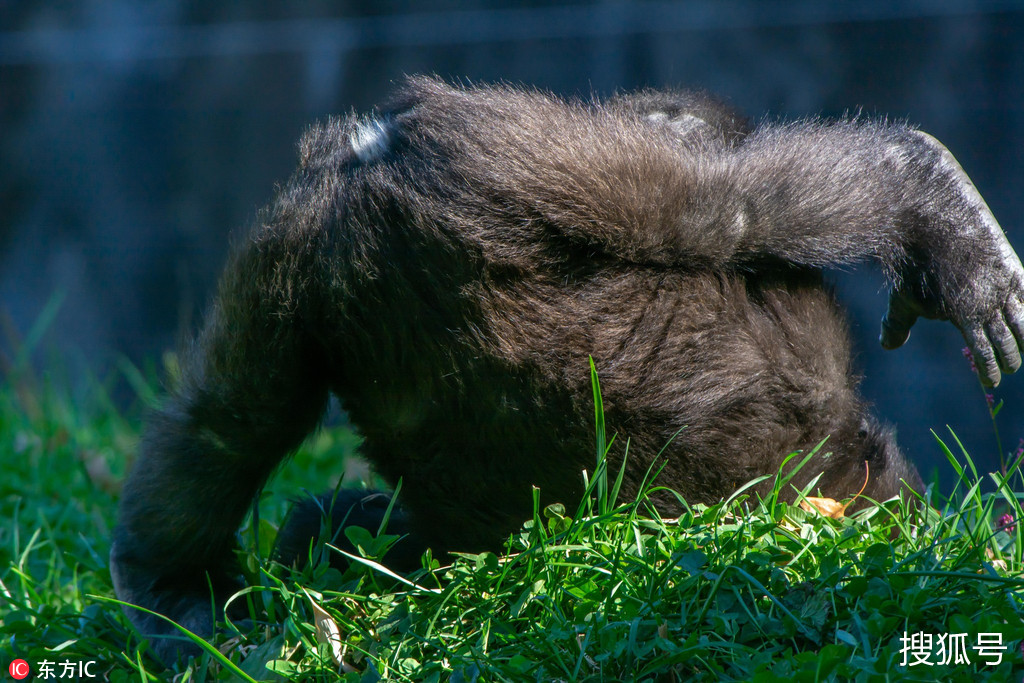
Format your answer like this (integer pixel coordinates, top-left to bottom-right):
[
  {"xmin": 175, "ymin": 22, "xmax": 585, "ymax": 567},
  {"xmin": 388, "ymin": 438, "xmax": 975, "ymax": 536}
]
[
  {"xmin": 985, "ymin": 393, "xmax": 996, "ymax": 408},
  {"xmin": 996, "ymin": 513, "xmax": 1016, "ymax": 533},
  {"xmin": 962, "ymin": 346, "xmax": 979, "ymax": 373}
]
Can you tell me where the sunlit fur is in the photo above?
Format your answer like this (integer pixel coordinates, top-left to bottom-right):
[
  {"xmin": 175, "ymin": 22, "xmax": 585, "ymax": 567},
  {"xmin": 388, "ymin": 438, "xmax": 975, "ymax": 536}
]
[{"xmin": 114, "ymin": 77, "xmax": 1024, "ymax": 665}]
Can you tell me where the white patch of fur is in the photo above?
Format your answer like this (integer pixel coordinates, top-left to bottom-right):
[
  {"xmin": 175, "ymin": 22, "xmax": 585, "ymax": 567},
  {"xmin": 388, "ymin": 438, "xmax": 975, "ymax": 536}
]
[
  {"xmin": 647, "ymin": 112, "xmax": 705, "ymax": 137},
  {"xmin": 351, "ymin": 116, "xmax": 393, "ymax": 163},
  {"xmin": 881, "ymin": 143, "xmax": 908, "ymax": 172},
  {"xmin": 733, "ymin": 208, "xmax": 748, "ymax": 234}
]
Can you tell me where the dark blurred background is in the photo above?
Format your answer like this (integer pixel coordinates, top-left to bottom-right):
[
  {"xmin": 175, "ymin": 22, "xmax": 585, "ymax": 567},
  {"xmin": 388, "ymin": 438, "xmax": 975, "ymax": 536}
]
[{"xmin": 2, "ymin": 0, "xmax": 1023, "ymax": 487}]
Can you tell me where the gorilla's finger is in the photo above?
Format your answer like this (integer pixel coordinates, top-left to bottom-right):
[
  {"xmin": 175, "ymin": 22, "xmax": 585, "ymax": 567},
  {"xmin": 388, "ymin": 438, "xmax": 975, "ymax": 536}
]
[
  {"xmin": 1005, "ymin": 298, "xmax": 1024, "ymax": 355},
  {"xmin": 880, "ymin": 318, "xmax": 911, "ymax": 350},
  {"xmin": 879, "ymin": 292, "xmax": 919, "ymax": 350},
  {"xmin": 987, "ymin": 315, "xmax": 1022, "ymax": 374},
  {"xmin": 964, "ymin": 325, "xmax": 1001, "ymax": 387}
]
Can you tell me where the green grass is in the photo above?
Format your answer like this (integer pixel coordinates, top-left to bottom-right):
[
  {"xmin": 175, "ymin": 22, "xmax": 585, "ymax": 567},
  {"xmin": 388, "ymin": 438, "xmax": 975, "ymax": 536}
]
[{"xmin": 1, "ymin": 358, "xmax": 1022, "ymax": 681}]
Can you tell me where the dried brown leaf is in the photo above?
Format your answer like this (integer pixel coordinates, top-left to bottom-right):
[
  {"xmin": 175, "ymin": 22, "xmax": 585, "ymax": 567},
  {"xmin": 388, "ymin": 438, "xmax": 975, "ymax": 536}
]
[{"xmin": 800, "ymin": 496, "xmax": 847, "ymax": 518}]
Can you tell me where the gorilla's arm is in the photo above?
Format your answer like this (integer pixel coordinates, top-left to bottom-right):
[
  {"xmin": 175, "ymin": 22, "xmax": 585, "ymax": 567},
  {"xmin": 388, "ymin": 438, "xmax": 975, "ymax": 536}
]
[
  {"xmin": 398, "ymin": 78, "xmax": 1023, "ymax": 385},
  {"xmin": 719, "ymin": 125, "xmax": 1023, "ymax": 388}
]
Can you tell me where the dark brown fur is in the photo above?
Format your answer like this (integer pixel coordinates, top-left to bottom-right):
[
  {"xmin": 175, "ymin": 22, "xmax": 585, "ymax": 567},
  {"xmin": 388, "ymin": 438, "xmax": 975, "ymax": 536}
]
[{"xmin": 111, "ymin": 77, "xmax": 1024, "ymax": 665}]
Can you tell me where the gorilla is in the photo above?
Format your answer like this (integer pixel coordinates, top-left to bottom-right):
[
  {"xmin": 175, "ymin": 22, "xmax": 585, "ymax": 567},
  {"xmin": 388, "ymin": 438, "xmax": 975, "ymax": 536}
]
[{"xmin": 110, "ymin": 77, "xmax": 1024, "ymax": 664}]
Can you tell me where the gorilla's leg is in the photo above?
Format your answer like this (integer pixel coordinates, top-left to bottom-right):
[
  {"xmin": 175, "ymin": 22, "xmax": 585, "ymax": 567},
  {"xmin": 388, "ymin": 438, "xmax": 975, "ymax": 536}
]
[{"xmin": 110, "ymin": 241, "xmax": 330, "ymax": 665}]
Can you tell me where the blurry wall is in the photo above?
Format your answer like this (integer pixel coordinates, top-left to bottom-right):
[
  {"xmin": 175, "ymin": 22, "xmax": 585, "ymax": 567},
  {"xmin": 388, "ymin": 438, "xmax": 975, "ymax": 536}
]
[{"xmin": 2, "ymin": 0, "xmax": 1023, "ymax": 485}]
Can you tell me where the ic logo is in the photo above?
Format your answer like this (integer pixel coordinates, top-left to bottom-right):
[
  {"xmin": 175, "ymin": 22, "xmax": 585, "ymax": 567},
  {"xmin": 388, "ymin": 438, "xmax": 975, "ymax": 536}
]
[{"xmin": 8, "ymin": 659, "xmax": 30, "ymax": 680}]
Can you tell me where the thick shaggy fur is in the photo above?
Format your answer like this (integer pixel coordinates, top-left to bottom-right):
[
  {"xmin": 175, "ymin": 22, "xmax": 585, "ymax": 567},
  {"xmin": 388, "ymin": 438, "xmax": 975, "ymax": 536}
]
[{"xmin": 110, "ymin": 77, "xmax": 1024, "ymax": 665}]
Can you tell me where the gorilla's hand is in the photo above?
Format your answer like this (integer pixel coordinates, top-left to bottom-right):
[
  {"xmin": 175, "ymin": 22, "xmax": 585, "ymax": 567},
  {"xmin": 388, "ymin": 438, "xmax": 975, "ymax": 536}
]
[{"xmin": 880, "ymin": 131, "xmax": 1024, "ymax": 387}]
